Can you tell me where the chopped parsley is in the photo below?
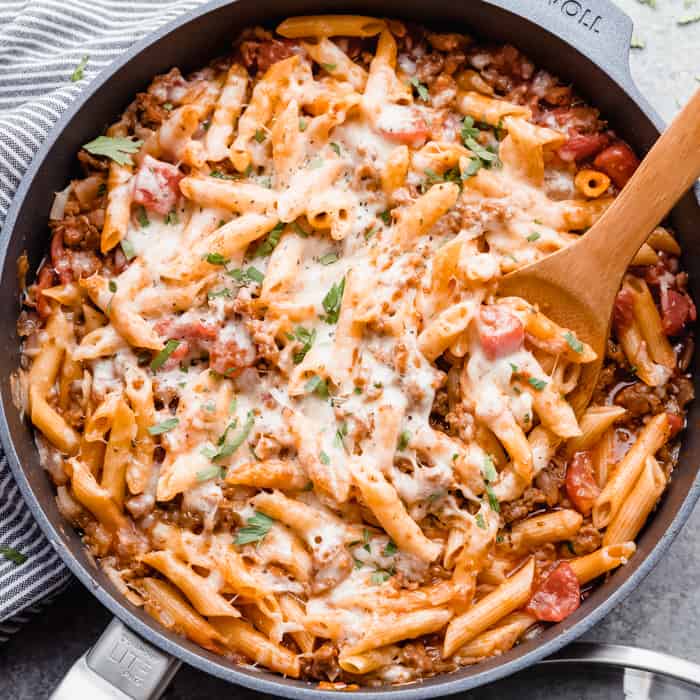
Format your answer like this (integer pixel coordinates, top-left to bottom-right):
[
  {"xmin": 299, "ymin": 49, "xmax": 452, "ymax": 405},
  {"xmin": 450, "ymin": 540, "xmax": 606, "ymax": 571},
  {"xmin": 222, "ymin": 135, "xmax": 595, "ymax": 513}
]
[
  {"xmin": 151, "ymin": 339, "xmax": 181, "ymax": 371},
  {"xmin": 382, "ymin": 540, "xmax": 397, "ymax": 556},
  {"xmin": 210, "ymin": 170, "xmax": 236, "ymax": 180},
  {"xmin": 475, "ymin": 513, "xmax": 487, "ymax": 530},
  {"xmin": 319, "ymin": 252, "xmax": 338, "ymax": 265},
  {"xmin": 564, "ymin": 331, "xmax": 584, "ymax": 354},
  {"xmin": 397, "ymin": 430, "xmax": 411, "ymax": 451},
  {"xmin": 371, "ymin": 569, "xmax": 393, "ymax": 584},
  {"xmin": 528, "ymin": 377, "xmax": 547, "ymax": 391},
  {"xmin": 678, "ymin": 12, "xmax": 700, "ymax": 25},
  {"xmin": 108, "ymin": 280, "xmax": 117, "ymax": 293},
  {"xmin": 136, "ymin": 206, "xmax": 149, "ymax": 228},
  {"xmin": 234, "ymin": 511, "xmax": 275, "ymax": 545},
  {"xmin": 334, "ymin": 422, "xmax": 348, "ymax": 450},
  {"xmin": 330, "ymin": 142, "xmax": 341, "ymax": 156},
  {"xmin": 299, "ymin": 117, "xmax": 308, "ymax": 132},
  {"xmin": 204, "ymin": 252, "xmax": 229, "ymax": 266},
  {"xmin": 252, "ymin": 222, "xmax": 284, "ymax": 258},
  {"xmin": 290, "ymin": 326, "xmax": 316, "ymax": 364},
  {"xmin": 70, "ymin": 55, "xmax": 89, "ymax": 82},
  {"xmin": 319, "ymin": 450, "xmax": 331, "ymax": 465},
  {"xmin": 320, "ymin": 276, "xmax": 345, "ymax": 324},
  {"xmin": 321, "ymin": 62, "xmax": 337, "ymax": 72},
  {"xmin": 196, "ymin": 465, "xmax": 224, "ymax": 482},
  {"xmin": 309, "ymin": 156, "xmax": 324, "ymax": 170},
  {"xmin": 82, "ymin": 135, "xmax": 143, "ymax": 166},
  {"xmin": 527, "ymin": 231, "xmax": 541, "ymax": 242},
  {"xmin": 461, "ymin": 116, "xmax": 481, "ymax": 141},
  {"xmin": 208, "ymin": 287, "xmax": 231, "ymax": 299},
  {"xmin": 462, "ymin": 157, "xmax": 482, "ymax": 178},
  {"xmin": 0, "ymin": 546, "xmax": 27, "ymax": 565},
  {"xmin": 409, "ymin": 76, "xmax": 429, "ymax": 101},
  {"xmin": 293, "ymin": 221, "xmax": 309, "ymax": 237},
  {"xmin": 120, "ymin": 239, "xmax": 136, "ymax": 261},
  {"xmin": 163, "ymin": 102, "xmax": 173, "ymax": 111},
  {"xmin": 165, "ymin": 209, "xmax": 179, "ymax": 225},
  {"xmin": 147, "ymin": 417, "xmax": 179, "ymax": 435},
  {"xmin": 305, "ymin": 374, "xmax": 330, "ymax": 399},
  {"xmin": 228, "ymin": 266, "xmax": 264, "ymax": 285},
  {"xmin": 464, "ymin": 135, "xmax": 500, "ymax": 167},
  {"xmin": 363, "ymin": 528, "xmax": 371, "ymax": 553},
  {"xmin": 211, "ymin": 411, "xmax": 255, "ymax": 461},
  {"xmin": 485, "ymin": 484, "xmax": 500, "ymax": 512},
  {"xmin": 379, "ymin": 209, "xmax": 392, "ymax": 225},
  {"xmin": 481, "ymin": 455, "xmax": 497, "ymax": 483},
  {"xmin": 254, "ymin": 128, "xmax": 266, "ymax": 143}
]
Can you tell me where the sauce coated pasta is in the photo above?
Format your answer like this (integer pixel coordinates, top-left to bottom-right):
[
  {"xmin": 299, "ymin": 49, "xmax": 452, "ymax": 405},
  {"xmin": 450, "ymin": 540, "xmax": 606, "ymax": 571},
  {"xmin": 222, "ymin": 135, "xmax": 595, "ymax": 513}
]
[{"xmin": 16, "ymin": 16, "xmax": 695, "ymax": 686}]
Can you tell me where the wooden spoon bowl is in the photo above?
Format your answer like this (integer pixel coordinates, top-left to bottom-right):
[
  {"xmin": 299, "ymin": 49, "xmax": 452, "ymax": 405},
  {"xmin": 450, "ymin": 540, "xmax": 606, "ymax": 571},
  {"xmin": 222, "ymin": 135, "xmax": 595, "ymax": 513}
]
[{"xmin": 499, "ymin": 89, "xmax": 700, "ymax": 414}]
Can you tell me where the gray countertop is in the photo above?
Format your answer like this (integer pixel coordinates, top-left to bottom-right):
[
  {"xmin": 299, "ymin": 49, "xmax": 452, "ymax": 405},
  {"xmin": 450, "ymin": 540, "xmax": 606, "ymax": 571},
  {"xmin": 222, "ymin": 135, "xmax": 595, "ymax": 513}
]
[{"xmin": 1, "ymin": 1, "xmax": 699, "ymax": 697}]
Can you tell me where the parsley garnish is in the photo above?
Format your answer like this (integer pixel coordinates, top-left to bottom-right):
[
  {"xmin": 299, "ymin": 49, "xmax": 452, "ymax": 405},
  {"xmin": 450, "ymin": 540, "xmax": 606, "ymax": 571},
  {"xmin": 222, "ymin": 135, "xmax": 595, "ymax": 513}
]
[
  {"xmin": 464, "ymin": 136, "xmax": 500, "ymax": 166},
  {"xmin": 319, "ymin": 252, "xmax": 338, "ymax": 265},
  {"xmin": 363, "ymin": 528, "xmax": 371, "ymax": 553},
  {"xmin": 120, "ymin": 239, "xmax": 136, "ymax": 260},
  {"xmin": 371, "ymin": 569, "xmax": 393, "ymax": 584},
  {"xmin": 82, "ymin": 136, "xmax": 143, "ymax": 166},
  {"xmin": 564, "ymin": 331, "xmax": 584, "ymax": 354},
  {"xmin": 321, "ymin": 62, "xmax": 337, "ymax": 71},
  {"xmin": 254, "ymin": 128, "xmax": 266, "ymax": 143},
  {"xmin": 397, "ymin": 430, "xmax": 411, "ymax": 451},
  {"xmin": 70, "ymin": 55, "xmax": 89, "ymax": 82},
  {"xmin": 309, "ymin": 156, "xmax": 324, "ymax": 169},
  {"xmin": 208, "ymin": 288, "xmax": 231, "ymax": 299},
  {"xmin": 409, "ymin": 76, "xmax": 429, "ymax": 101},
  {"xmin": 330, "ymin": 142, "xmax": 341, "ymax": 156},
  {"xmin": 212, "ymin": 411, "xmax": 254, "ymax": 461},
  {"xmin": 108, "ymin": 280, "xmax": 117, "ymax": 293},
  {"xmin": 527, "ymin": 231, "xmax": 541, "ymax": 242},
  {"xmin": 253, "ymin": 222, "xmax": 284, "ymax": 258},
  {"xmin": 293, "ymin": 221, "xmax": 309, "ymax": 237},
  {"xmin": 319, "ymin": 450, "xmax": 331, "ymax": 465},
  {"xmin": 383, "ymin": 540, "xmax": 397, "ymax": 556},
  {"xmin": 163, "ymin": 102, "xmax": 173, "ymax": 111},
  {"xmin": 321, "ymin": 277, "xmax": 345, "ymax": 323},
  {"xmin": 151, "ymin": 339, "xmax": 180, "ymax": 371},
  {"xmin": 137, "ymin": 206, "xmax": 149, "ymax": 228},
  {"xmin": 234, "ymin": 511, "xmax": 275, "ymax": 545},
  {"xmin": 485, "ymin": 484, "xmax": 500, "ymax": 512},
  {"xmin": 334, "ymin": 422, "xmax": 348, "ymax": 450},
  {"xmin": 165, "ymin": 209, "xmax": 179, "ymax": 225},
  {"xmin": 290, "ymin": 326, "xmax": 316, "ymax": 364},
  {"xmin": 475, "ymin": 513, "xmax": 487, "ymax": 530},
  {"xmin": 379, "ymin": 209, "xmax": 391, "ymax": 225},
  {"xmin": 210, "ymin": 170, "xmax": 236, "ymax": 180},
  {"xmin": 299, "ymin": 117, "xmax": 308, "ymax": 132},
  {"xmin": 228, "ymin": 266, "xmax": 264, "ymax": 285},
  {"xmin": 528, "ymin": 377, "xmax": 547, "ymax": 391},
  {"xmin": 204, "ymin": 252, "xmax": 228, "ymax": 266},
  {"xmin": 678, "ymin": 12, "xmax": 700, "ymax": 25},
  {"xmin": 0, "ymin": 545, "xmax": 27, "ymax": 565},
  {"xmin": 305, "ymin": 375, "xmax": 329, "ymax": 399},
  {"xmin": 148, "ymin": 417, "xmax": 179, "ymax": 435},
  {"xmin": 462, "ymin": 157, "xmax": 482, "ymax": 178},
  {"xmin": 461, "ymin": 116, "xmax": 481, "ymax": 141},
  {"xmin": 197, "ymin": 465, "xmax": 224, "ymax": 482},
  {"xmin": 481, "ymin": 455, "xmax": 497, "ymax": 483}
]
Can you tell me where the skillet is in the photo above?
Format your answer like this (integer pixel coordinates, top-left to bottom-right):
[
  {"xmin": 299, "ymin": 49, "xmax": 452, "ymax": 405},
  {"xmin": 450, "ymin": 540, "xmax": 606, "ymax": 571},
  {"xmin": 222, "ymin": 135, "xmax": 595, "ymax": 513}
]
[{"xmin": 1, "ymin": 0, "xmax": 699, "ymax": 697}]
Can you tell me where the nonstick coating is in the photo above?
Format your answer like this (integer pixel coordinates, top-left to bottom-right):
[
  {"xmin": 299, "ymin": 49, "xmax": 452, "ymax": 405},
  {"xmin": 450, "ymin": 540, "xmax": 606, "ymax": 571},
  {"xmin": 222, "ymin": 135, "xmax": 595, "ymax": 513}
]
[{"xmin": 1, "ymin": 1, "xmax": 699, "ymax": 697}]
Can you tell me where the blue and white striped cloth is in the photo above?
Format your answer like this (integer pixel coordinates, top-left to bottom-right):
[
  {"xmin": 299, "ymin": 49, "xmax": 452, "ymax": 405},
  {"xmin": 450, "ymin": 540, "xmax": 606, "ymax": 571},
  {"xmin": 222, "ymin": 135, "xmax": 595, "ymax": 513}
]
[{"xmin": 0, "ymin": 0, "xmax": 208, "ymax": 634}]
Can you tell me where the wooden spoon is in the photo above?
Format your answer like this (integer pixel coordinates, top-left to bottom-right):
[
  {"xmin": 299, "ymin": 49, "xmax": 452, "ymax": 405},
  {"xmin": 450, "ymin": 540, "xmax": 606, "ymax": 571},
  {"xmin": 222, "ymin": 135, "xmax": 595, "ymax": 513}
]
[{"xmin": 498, "ymin": 89, "xmax": 700, "ymax": 415}]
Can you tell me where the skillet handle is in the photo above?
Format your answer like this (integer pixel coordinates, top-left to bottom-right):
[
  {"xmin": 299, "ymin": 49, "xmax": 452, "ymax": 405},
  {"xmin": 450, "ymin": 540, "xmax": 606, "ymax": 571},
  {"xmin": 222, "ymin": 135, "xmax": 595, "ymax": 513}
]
[
  {"xmin": 489, "ymin": 0, "xmax": 637, "ymax": 95},
  {"xmin": 50, "ymin": 617, "xmax": 180, "ymax": 700}
]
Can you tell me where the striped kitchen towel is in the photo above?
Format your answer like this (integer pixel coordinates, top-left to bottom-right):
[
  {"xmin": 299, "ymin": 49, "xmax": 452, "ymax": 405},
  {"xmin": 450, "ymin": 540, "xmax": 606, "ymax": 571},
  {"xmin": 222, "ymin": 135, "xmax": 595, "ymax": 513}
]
[{"xmin": 0, "ymin": 0, "xmax": 208, "ymax": 631}]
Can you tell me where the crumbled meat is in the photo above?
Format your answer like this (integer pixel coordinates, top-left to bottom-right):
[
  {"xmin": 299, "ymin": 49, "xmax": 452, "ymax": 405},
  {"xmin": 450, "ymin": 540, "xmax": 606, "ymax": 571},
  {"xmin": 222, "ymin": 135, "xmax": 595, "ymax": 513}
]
[
  {"xmin": 239, "ymin": 37, "xmax": 298, "ymax": 74},
  {"xmin": 535, "ymin": 457, "xmax": 566, "ymax": 506},
  {"xmin": 569, "ymin": 522, "xmax": 602, "ymax": 556},
  {"xmin": 302, "ymin": 642, "xmax": 342, "ymax": 682},
  {"xmin": 500, "ymin": 487, "xmax": 546, "ymax": 524},
  {"xmin": 614, "ymin": 382, "xmax": 663, "ymax": 417}
]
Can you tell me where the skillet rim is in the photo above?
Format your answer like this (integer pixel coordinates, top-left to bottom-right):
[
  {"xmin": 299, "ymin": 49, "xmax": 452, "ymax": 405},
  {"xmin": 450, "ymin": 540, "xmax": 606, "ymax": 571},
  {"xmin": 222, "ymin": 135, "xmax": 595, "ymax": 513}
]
[{"xmin": 1, "ymin": 1, "xmax": 699, "ymax": 697}]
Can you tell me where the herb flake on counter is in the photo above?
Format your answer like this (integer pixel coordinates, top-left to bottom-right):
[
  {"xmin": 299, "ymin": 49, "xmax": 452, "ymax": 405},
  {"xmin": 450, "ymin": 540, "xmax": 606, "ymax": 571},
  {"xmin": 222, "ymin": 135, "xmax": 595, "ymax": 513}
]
[
  {"xmin": 0, "ymin": 546, "xmax": 27, "ymax": 565},
  {"xmin": 70, "ymin": 55, "xmax": 89, "ymax": 82}
]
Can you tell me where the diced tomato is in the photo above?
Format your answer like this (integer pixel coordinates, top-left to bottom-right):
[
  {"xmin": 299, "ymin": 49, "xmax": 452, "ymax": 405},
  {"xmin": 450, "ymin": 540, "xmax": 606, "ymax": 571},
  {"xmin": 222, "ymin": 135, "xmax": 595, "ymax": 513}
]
[
  {"xmin": 612, "ymin": 287, "xmax": 635, "ymax": 330},
  {"xmin": 526, "ymin": 562, "xmax": 581, "ymax": 622},
  {"xmin": 132, "ymin": 154, "xmax": 183, "ymax": 215},
  {"xmin": 557, "ymin": 132, "xmax": 609, "ymax": 163},
  {"xmin": 547, "ymin": 106, "xmax": 601, "ymax": 134},
  {"xmin": 376, "ymin": 105, "xmax": 430, "ymax": 147},
  {"xmin": 565, "ymin": 451, "xmax": 600, "ymax": 516},
  {"xmin": 50, "ymin": 231, "xmax": 73, "ymax": 284},
  {"xmin": 35, "ymin": 265, "xmax": 56, "ymax": 320},
  {"xmin": 477, "ymin": 306, "xmax": 525, "ymax": 360},
  {"xmin": 667, "ymin": 412, "xmax": 684, "ymax": 438},
  {"xmin": 661, "ymin": 288, "xmax": 696, "ymax": 336},
  {"xmin": 593, "ymin": 142, "xmax": 639, "ymax": 188},
  {"xmin": 155, "ymin": 319, "xmax": 218, "ymax": 342}
]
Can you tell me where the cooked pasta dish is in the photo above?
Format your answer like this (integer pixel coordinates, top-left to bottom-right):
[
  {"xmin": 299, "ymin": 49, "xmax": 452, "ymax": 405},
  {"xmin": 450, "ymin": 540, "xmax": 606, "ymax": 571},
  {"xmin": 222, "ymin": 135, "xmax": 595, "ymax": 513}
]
[{"xmin": 16, "ymin": 15, "xmax": 695, "ymax": 687}]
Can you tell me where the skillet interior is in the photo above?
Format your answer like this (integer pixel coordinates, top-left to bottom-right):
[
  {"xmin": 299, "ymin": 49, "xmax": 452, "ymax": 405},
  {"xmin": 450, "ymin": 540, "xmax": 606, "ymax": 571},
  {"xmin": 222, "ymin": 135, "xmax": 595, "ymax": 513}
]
[{"xmin": 1, "ymin": 0, "xmax": 698, "ymax": 696}]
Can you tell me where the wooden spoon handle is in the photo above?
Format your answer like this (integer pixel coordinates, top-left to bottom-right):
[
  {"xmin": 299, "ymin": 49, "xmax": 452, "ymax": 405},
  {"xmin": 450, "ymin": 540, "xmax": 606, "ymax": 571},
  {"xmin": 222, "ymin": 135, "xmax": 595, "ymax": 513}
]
[{"xmin": 586, "ymin": 88, "xmax": 700, "ymax": 270}]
